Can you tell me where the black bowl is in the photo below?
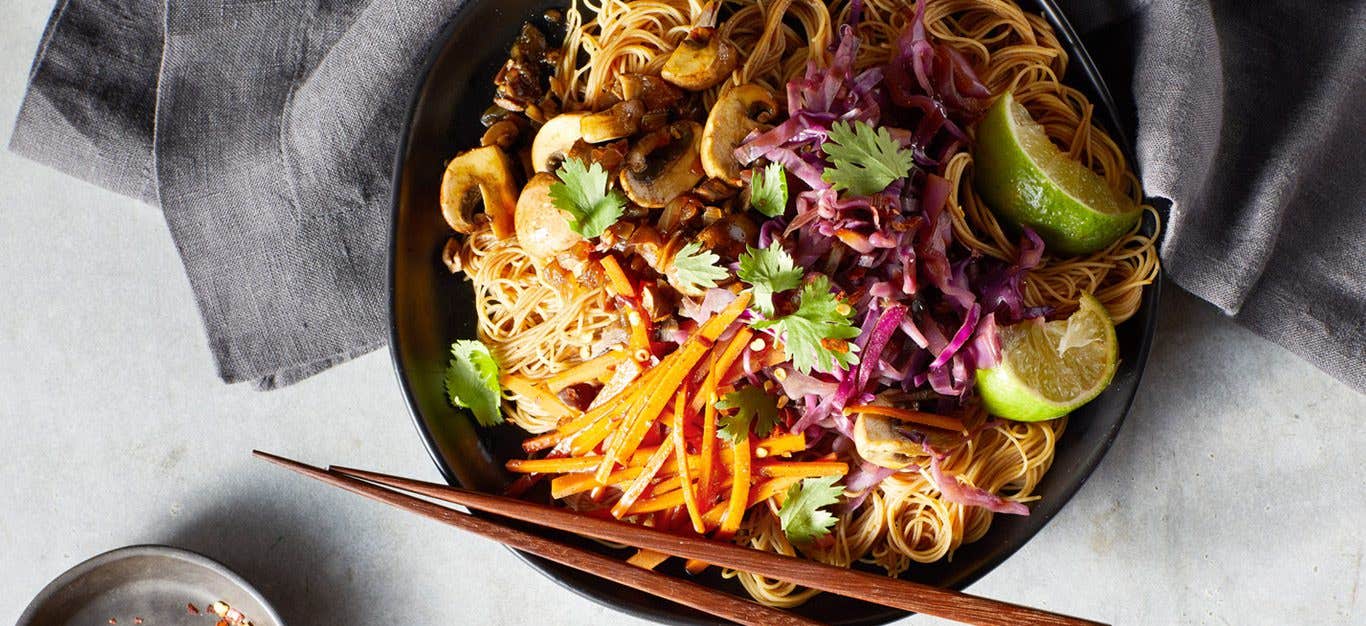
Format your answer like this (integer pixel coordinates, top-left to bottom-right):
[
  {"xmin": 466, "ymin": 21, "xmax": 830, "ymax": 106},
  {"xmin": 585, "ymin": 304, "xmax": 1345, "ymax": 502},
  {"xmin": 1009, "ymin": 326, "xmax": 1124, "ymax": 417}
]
[{"xmin": 389, "ymin": 2, "xmax": 1161, "ymax": 623}]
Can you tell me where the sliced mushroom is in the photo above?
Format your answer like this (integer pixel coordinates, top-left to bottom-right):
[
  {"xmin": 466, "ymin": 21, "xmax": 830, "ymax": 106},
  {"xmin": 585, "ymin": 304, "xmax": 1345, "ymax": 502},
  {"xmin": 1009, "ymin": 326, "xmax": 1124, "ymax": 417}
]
[
  {"xmin": 580, "ymin": 99, "xmax": 644, "ymax": 143},
  {"xmin": 620, "ymin": 121, "xmax": 705, "ymax": 209},
  {"xmin": 440, "ymin": 145, "xmax": 518, "ymax": 238},
  {"xmin": 661, "ymin": 2, "xmax": 738, "ymax": 91},
  {"xmin": 702, "ymin": 84, "xmax": 779, "ymax": 184},
  {"xmin": 853, "ymin": 413, "xmax": 923, "ymax": 470},
  {"xmin": 515, "ymin": 172, "xmax": 584, "ymax": 262},
  {"xmin": 532, "ymin": 112, "xmax": 587, "ymax": 172}
]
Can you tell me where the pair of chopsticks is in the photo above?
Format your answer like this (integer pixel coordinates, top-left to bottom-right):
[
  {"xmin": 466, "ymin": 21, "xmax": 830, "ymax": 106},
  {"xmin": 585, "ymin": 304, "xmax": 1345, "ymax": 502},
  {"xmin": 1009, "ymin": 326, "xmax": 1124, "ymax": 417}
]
[{"xmin": 254, "ymin": 451, "xmax": 1103, "ymax": 626}]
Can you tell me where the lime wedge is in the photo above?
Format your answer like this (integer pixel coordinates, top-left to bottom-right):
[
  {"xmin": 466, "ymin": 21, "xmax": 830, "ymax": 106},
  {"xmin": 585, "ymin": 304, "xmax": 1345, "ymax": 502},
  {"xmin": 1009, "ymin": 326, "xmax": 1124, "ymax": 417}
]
[
  {"xmin": 972, "ymin": 92, "xmax": 1141, "ymax": 255},
  {"xmin": 975, "ymin": 294, "xmax": 1118, "ymax": 422}
]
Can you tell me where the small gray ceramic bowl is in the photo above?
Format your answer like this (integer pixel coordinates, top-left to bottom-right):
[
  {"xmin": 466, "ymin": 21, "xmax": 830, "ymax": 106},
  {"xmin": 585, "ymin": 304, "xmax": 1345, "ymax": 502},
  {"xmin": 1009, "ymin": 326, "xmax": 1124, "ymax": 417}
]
[{"xmin": 18, "ymin": 545, "xmax": 284, "ymax": 626}]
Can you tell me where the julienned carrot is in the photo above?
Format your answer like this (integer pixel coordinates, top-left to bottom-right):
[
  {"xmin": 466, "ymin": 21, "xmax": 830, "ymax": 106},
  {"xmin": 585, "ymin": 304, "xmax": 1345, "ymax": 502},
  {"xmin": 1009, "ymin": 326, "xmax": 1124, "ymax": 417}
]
[
  {"xmin": 599, "ymin": 254, "xmax": 635, "ymax": 297},
  {"xmin": 671, "ymin": 389, "xmax": 706, "ymax": 533},
  {"xmin": 545, "ymin": 349, "xmax": 625, "ymax": 392},
  {"xmin": 501, "ymin": 375, "xmax": 574, "ymax": 419},
  {"xmin": 844, "ymin": 404, "xmax": 966, "ymax": 432},
  {"xmin": 696, "ymin": 291, "xmax": 752, "ymax": 342},
  {"xmin": 697, "ymin": 357, "xmax": 720, "ymax": 509},
  {"xmin": 690, "ymin": 326, "xmax": 754, "ymax": 414},
  {"xmin": 756, "ymin": 433, "xmax": 806, "ymax": 457},
  {"xmin": 625, "ymin": 549, "xmax": 670, "ymax": 570},
  {"xmin": 758, "ymin": 461, "xmax": 848, "ymax": 478},
  {"xmin": 505, "ymin": 456, "xmax": 602, "ymax": 474},
  {"xmin": 596, "ymin": 340, "xmax": 708, "ymax": 483},
  {"xmin": 626, "ymin": 302, "xmax": 651, "ymax": 357},
  {"xmin": 719, "ymin": 434, "xmax": 752, "ymax": 537},
  {"xmin": 551, "ymin": 466, "xmax": 643, "ymax": 499},
  {"xmin": 627, "ymin": 488, "xmax": 687, "ymax": 514},
  {"xmin": 611, "ymin": 438, "xmax": 675, "ymax": 518}
]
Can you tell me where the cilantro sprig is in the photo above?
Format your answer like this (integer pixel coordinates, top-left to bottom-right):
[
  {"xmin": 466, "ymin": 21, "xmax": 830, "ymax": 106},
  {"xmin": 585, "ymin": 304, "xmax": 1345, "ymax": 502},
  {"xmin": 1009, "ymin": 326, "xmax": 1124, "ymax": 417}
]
[
  {"xmin": 714, "ymin": 385, "xmax": 780, "ymax": 443},
  {"xmin": 778, "ymin": 476, "xmax": 845, "ymax": 543},
  {"xmin": 444, "ymin": 340, "xmax": 502, "ymax": 427},
  {"xmin": 548, "ymin": 157, "xmax": 627, "ymax": 238},
  {"xmin": 820, "ymin": 120, "xmax": 915, "ymax": 196},
  {"xmin": 752, "ymin": 276, "xmax": 861, "ymax": 375},
  {"xmin": 670, "ymin": 242, "xmax": 729, "ymax": 294},
  {"xmin": 749, "ymin": 162, "xmax": 788, "ymax": 218},
  {"xmin": 737, "ymin": 243, "xmax": 804, "ymax": 317}
]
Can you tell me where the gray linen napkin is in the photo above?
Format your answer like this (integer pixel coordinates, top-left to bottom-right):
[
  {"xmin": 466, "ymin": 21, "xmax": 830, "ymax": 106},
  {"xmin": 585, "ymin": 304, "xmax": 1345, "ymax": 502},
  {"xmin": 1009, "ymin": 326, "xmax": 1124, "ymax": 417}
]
[{"xmin": 10, "ymin": 0, "xmax": 1365, "ymax": 391}]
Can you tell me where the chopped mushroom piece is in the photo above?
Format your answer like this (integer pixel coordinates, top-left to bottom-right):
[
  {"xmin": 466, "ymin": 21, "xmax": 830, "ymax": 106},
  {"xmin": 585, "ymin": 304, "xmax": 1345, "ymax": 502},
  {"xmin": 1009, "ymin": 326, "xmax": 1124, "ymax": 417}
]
[
  {"xmin": 515, "ymin": 172, "xmax": 585, "ymax": 262},
  {"xmin": 620, "ymin": 121, "xmax": 705, "ymax": 208},
  {"xmin": 440, "ymin": 145, "xmax": 519, "ymax": 238},
  {"xmin": 617, "ymin": 73, "xmax": 685, "ymax": 111},
  {"xmin": 695, "ymin": 213, "xmax": 757, "ymax": 260},
  {"xmin": 660, "ymin": 2, "xmax": 738, "ymax": 91},
  {"xmin": 581, "ymin": 99, "xmax": 644, "ymax": 143},
  {"xmin": 702, "ymin": 84, "xmax": 778, "ymax": 184},
  {"xmin": 532, "ymin": 112, "xmax": 587, "ymax": 172}
]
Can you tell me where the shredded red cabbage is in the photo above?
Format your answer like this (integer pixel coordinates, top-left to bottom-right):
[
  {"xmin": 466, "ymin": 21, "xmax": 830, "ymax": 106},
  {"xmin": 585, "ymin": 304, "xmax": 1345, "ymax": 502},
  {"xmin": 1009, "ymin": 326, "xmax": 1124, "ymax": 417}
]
[{"xmin": 730, "ymin": 1, "xmax": 1045, "ymax": 514}]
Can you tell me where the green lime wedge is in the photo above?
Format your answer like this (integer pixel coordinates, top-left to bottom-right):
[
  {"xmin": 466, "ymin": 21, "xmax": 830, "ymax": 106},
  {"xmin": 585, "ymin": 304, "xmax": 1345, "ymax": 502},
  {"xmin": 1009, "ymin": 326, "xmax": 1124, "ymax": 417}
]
[
  {"xmin": 975, "ymin": 294, "xmax": 1118, "ymax": 422},
  {"xmin": 972, "ymin": 92, "xmax": 1141, "ymax": 255}
]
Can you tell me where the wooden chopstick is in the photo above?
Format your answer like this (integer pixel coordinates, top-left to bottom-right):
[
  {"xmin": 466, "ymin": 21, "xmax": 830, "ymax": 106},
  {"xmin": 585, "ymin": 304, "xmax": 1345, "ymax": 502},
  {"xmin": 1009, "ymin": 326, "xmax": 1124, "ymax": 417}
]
[
  {"xmin": 325, "ymin": 463, "xmax": 1105, "ymax": 626},
  {"xmin": 253, "ymin": 451, "xmax": 817, "ymax": 626}
]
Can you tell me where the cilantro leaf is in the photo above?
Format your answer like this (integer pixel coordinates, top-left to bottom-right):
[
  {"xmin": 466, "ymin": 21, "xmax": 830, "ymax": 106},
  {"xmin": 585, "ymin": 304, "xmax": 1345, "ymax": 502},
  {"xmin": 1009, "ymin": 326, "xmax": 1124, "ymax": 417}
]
[
  {"xmin": 820, "ymin": 120, "xmax": 915, "ymax": 196},
  {"xmin": 548, "ymin": 157, "xmax": 627, "ymax": 238},
  {"xmin": 670, "ymin": 242, "xmax": 729, "ymax": 293},
  {"xmin": 749, "ymin": 162, "xmax": 788, "ymax": 217},
  {"xmin": 714, "ymin": 386, "xmax": 780, "ymax": 443},
  {"xmin": 752, "ymin": 276, "xmax": 860, "ymax": 374},
  {"xmin": 778, "ymin": 475, "xmax": 845, "ymax": 543},
  {"xmin": 445, "ymin": 340, "xmax": 503, "ymax": 427},
  {"xmin": 737, "ymin": 243, "xmax": 804, "ymax": 317}
]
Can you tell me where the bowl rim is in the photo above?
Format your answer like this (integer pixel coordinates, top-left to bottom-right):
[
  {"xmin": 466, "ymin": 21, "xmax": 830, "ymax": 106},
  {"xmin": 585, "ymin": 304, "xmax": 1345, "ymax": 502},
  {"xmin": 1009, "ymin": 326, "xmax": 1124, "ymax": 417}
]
[
  {"xmin": 17, "ymin": 544, "xmax": 285, "ymax": 626},
  {"xmin": 387, "ymin": 1, "xmax": 1162, "ymax": 623}
]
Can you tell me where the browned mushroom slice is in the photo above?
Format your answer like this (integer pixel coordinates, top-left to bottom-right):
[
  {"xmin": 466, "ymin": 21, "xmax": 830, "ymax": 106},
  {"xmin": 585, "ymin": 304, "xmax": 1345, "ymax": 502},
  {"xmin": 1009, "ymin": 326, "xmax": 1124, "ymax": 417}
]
[
  {"xmin": 702, "ymin": 84, "xmax": 779, "ymax": 184},
  {"xmin": 660, "ymin": 2, "xmax": 738, "ymax": 91},
  {"xmin": 440, "ymin": 145, "xmax": 519, "ymax": 238},
  {"xmin": 532, "ymin": 112, "xmax": 587, "ymax": 172},
  {"xmin": 620, "ymin": 121, "xmax": 705, "ymax": 209},
  {"xmin": 580, "ymin": 99, "xmax": 644, "ymax": 143},
  {"xmin": 852, "ymin": 412, "xmax": 921, "ymax": 470},
  {"xmin": 515, "ymin": 172, "xmax": 585, "ymax": 262},
  {"xmin": 852, "ymin": 411, "xmax": 963, "ymax": 470}
]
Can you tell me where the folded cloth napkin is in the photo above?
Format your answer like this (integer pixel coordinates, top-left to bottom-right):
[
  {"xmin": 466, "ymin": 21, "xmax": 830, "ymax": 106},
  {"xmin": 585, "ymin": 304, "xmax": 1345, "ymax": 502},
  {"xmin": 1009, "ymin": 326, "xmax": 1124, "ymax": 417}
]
[{"xmin": 11, "ymin": 0, "xmax": 1364, "ymax": 391}]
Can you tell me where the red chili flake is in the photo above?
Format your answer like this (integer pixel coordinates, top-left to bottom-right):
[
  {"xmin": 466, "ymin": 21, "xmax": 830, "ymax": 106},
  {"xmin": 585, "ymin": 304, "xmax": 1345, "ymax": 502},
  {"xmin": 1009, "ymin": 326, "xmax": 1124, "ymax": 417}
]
[
  {"xmin": 188, "ymin": 603, "xmax": 200, "ymax": 615},
  {"xmin": 134, "ymin": 619, "xmax": 143, "ymax": 625},
  {"xmin": 108, "ymin": 619, "xmax": 117, "ymax": 625}
]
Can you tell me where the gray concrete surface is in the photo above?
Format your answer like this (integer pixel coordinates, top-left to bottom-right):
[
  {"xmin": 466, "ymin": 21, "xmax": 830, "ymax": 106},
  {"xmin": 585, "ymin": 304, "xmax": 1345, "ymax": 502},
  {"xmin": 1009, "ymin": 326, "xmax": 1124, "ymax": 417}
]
[{"xmin": 2, "ymin": 2, "xmax": 1363, "ymax": 624}]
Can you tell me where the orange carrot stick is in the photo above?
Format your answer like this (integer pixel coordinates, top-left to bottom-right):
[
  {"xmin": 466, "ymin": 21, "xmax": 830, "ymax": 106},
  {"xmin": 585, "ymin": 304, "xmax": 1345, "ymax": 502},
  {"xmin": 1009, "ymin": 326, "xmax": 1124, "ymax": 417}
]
[
  {"xmin": 671, "ymin": 389, "xmax": 706, "ymax": 533},
  {"xmin": 758, "ymin": 461, "xmax": 848, "ymax": 478},
  {"xmin": 599, "ymin": 254, "xmax": 635, "ymax": 298},
  {"xmin": 843, "ymin": 404, "xmax": 966, "ymax": 432},
  {"xmin": 719, "ymin": 434, "xmax": 752, "ymax": 537},
  {"xmin": 545, "ymin": 349, "xmax": 625, "ymax": 392},
  {"xmin": 625, "ymin": 549, "xmax": 671, "ymax": 570},
  {"xmin": 611, "ymin": 438, "xmax": 675, "ymax": 518},
  {"xmin": 755, "ymin": 433, "xmax": 806, "ymax": 458},
  {"xmin": 505, "ymin": 456, "xmax": 602, "ymax": 474}
]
